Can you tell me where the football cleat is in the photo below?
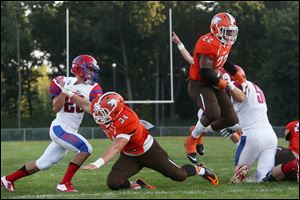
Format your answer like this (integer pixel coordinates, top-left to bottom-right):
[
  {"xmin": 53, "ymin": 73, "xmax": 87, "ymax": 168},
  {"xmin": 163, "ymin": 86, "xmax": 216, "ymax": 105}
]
[
  {"xmin": 56, "ymin": 182, "xmax": 78, "ymax": 192},
  {"xmin": 230, "ymin": 165, "xmax": 249, "ymax": 184},
  {"xmin": 187, "ymin": 153, "xmax": 199, "ymax": 164},
  {"xmin": 130, "ymin": 181, "xmax": 142, "ymax": 190},
  {"xmin": 196, "ymin": 144, "xmax": 205, "ymax": 156},
  {"xmin": 197, "ymin": 163, "xmax": 219, "ymax": 186},
  {"xmin": 135, "ymin": 177, "xmax": 156, "ymax": 189},
  {"xmin": 1, "ymin": 176, "xmax": 15, "ymax": 192}
]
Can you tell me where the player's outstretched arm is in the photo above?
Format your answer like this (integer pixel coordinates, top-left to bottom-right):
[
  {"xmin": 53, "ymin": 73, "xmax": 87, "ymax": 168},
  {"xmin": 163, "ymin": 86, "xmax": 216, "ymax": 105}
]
[
  {"xmin": 60, "ymin": 80, "xmax": 92, "ymax": 114},
  {"xmin": 172, "ymin": 32, "xmax": 194, "ymax": 65},
  {"xmin": 81, "ymin": 137, "xmax": 129, "ymax": 170},
  {"xmin": 222, "ymin": 73, "xmax": 245, "ymax": 102},
  {"xmin": 72, "ymin": 94, "xmax": 92, "ymax": 115}
]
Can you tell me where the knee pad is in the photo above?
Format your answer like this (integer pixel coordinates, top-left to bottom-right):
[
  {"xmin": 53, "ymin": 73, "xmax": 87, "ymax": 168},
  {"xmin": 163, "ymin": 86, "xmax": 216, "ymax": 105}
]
[{"xmin": 36, "ymin": 159, "xmax": 53, "ymax": 171}]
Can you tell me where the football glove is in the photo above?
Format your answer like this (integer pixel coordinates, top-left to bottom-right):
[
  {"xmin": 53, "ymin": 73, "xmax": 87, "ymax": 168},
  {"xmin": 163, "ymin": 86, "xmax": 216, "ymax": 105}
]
[
  {"xmin": 61, "ymin": 78, "xmax": 77, "ymax": 98},
  {"xmin": 220, "ymin": 124, "xmax": 240, "ymax": 138},
  {"xmin": 241, "ymin": 82, "xmax": 249, "ymax": 95}
]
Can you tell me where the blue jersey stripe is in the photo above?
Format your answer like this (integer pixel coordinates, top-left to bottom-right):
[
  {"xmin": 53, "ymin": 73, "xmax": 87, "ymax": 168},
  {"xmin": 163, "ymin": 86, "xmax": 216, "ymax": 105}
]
[
  {"xmin": 235, "ymin": 136, "xmax": 247, "ymax": 166},
  {"xmin": 53, "ymin": 125, "xmax": 89, "ymax": 152}
]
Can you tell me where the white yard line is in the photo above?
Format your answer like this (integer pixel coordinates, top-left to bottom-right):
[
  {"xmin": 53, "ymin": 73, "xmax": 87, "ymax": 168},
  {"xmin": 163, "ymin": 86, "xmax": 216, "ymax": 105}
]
[{"xmin": 9, "ymin": 187, "xmax": 297, "ymax": 199}]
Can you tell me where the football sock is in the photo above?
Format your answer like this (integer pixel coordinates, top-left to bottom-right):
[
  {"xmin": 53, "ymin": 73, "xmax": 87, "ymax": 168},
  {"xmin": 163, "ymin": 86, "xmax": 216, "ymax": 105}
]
[
  {"xmin": 197, "ymin": 167, "xmax": 205, "ymax": 176},
  {"xmin": 281, "ymin": 159, "xmax": 298, "ymax": 175},
  {"xmin": 6, "ymin": 165, "xmax": 29, "ymax": 182},
  {"xmin": 191, "ymin": 120, "xmax": 206, "ymax": 138},
  {"xmin": 61, "ymin": 162, "xmax": 80, "ymax": 184},
  {"xmin": 197, "ymin": 136, "xmax": 203, "ymax": 144}
]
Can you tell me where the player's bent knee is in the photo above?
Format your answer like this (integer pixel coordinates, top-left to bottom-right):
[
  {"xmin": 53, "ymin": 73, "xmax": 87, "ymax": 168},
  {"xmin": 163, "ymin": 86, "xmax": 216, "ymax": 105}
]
[
  {"xmin": 106, "ymin": 179, "xmax": 125, "ymax": 190},
  {"xmin": 226, "ymin": 117, "xmax": 239, "ymax": 127},
  {"xmin": 36, "ymin": 160, "xmax": 53, "ymax": 171},
  {"xmin": 205, "ymin": 114, "xmax": 220, "ymax": 124}
]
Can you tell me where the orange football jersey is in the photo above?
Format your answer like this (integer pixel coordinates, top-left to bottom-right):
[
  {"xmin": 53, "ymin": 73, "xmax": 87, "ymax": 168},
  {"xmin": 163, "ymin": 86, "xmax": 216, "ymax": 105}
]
[
  {"xmin": 189, "ymin": 33, "xmax": 232, "ymax": 81},
  {"xmin": 99, "ymin": 105, "xmax": 150, "ymax": 155},
  {"xmin": 285, "ymin": 120, "xmax": 299, "ymax": 154}
]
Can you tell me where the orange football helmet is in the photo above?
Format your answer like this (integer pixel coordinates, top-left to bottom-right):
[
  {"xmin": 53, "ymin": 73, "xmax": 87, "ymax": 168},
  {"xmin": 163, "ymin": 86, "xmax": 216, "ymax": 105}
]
[
  {"xmin": 91, "ymin": 92, "xmax": 125, "ymax": 125},
  {"xmin": 210, "ymin": 12, "xmax": 238, "ymax": 45}
]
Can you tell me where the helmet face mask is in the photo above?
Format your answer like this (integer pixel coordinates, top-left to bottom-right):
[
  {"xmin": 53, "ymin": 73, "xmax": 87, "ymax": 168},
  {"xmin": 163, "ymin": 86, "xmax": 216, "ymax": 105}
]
[
  {"xmin": 92, "ymin": 106, "xmax": 112, "ymax": 125},
  {"xmin": 219, "ymin": 26, "xmax": 238, "ymax": 45},
  {"xmin": 91, "ymin": 92, "xmax": 125, "ymax": 125},
  {"xmin": 71, "ymin": 54, "xmax": 100, "ymax": 84},
  {"xmin": 83, "ymin": 64, "xmax": 100, "ymax": 84}
]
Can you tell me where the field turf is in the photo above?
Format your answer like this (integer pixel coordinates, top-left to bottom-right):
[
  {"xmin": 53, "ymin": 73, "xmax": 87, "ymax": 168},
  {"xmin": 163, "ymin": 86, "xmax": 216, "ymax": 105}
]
[{"xmin": 1, "ymin": 137, "xmax": 299, "ymax": 199}]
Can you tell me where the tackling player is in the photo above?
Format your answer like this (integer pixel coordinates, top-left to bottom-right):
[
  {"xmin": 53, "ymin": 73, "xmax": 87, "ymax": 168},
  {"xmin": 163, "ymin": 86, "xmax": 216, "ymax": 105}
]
[
  {"xmin": 68, "ymin": 91, "xmax": 219, "ymax": 190},
  {"xmin": 220, "ymin": 66, "xmax": 278, "ymax": 183},
  {"xmin": 262, "ymin": 120, "xmax": 299, "ymax": 182},
  {"xmin": 173, "ymin": 12, "xmax": 247, "ymax": 164},
  {"xmin": 1, "ymin": 55, "xmax": 103, "ymax": 192}
]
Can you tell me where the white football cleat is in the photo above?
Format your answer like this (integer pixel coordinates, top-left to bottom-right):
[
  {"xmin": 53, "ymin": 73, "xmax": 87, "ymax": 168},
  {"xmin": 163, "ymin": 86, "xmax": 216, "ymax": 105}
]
[
  {"xmin": 56, "ymin": 182, "xmax": 78, "ymax": 192},
  {"xmin": 130, "ymin": 181, "xmax": 141, "ymax": 190},
  {"xmin": 1, "ymin": 176, "xmax": 15, "ymax": 192},
  {"xmin": 231, "ymin": 165, "xmax": 249, "ymax": 184}
]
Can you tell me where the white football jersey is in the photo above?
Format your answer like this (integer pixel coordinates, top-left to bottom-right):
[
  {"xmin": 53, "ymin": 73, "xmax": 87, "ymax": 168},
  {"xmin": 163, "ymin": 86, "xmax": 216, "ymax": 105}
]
[
  {"xmin": 49, "ymin": 76, "xmax": 102, "ymax": 131},
  {"xmin": 232, "ymin": 80, "xmax": 272, "ymax": 131}
]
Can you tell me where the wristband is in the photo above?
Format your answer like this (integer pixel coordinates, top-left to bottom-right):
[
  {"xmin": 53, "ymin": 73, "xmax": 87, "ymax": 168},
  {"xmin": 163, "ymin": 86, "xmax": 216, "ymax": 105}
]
[
  {"xmin": 217, "ymin": 79, "xmax": 228, "ymax": 90},
  {"xmin": 177, "ymin": 43, "xmax": 185, "ymax": 51},
  {"xmin": 227, "ymin": 81, "xmax": 236, "ymax": 91},
  {"xmin": 91, "ymin": 158, "xmax": 105, "ymax": 169}
]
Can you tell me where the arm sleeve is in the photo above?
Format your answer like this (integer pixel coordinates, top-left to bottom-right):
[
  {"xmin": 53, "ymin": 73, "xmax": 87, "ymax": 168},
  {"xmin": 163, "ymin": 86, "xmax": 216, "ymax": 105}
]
[
  {"xmin": 49, "ymin": 76, "xmax": 64, "ymax": 99},
  {"xmin": 89, "ymin": 84, "xmax": 103, "ymax": 102},
  {"xmin": 223, "ymin": 59, "xmax": 238, "ymax": 75}
]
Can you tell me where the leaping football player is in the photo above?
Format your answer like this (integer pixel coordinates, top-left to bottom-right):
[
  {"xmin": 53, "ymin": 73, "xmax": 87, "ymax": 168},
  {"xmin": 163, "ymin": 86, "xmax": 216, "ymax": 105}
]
[{"xmin": 173, "ymin": 12, "xmax": 247, "ymax": 164}]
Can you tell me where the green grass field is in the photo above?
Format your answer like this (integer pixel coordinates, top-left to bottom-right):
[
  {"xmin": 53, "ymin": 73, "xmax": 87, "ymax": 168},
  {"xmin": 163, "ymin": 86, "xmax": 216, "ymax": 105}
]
[{"xmin": 1, "ymin": 137, "xmax": 299, "ymax": 199}]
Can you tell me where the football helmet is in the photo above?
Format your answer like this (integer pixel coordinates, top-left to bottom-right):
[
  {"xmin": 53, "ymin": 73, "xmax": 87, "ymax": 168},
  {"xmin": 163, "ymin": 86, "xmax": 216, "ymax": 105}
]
[
  {"xmin": 234, "ymin": 65, "xmax": 246, "ymax": 79},
  {"xmin": 71, "ymin": 54, "xmax": 100, "ymax": 84},
  {"xmin": 91, "ymin": 92, "xmax": 125, "ymax": 125},
  {"xmin": 210, "ymin": 12, "xmax": 238, "ymax": 45}
]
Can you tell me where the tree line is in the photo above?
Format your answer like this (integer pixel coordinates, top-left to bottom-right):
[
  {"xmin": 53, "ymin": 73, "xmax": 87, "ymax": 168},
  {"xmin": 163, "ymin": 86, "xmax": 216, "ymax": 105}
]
[{"xmin": 1, "ymin": 1, "xmax": 299, "ymax": 128}]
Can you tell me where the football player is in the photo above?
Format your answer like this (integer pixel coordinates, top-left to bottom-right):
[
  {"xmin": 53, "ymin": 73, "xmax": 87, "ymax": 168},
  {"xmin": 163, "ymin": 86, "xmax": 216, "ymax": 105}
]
[
  {"xmin": 172, "ymin": 13, "xmax": 247, "ymax": 164},
  {"xmin": 1, "ymin": 55, "xmax": 103, "ymax": 192},
  {"xmin": 262, "ymin": 120, "xmax": 299, "ymax": 182},
  {"xmin": 68, "ymin": 91, "xmax": 219, "ymax": 190},
  {"xmin": 220, "ymin": 66, "xmax": 278, "ymax": 183}
]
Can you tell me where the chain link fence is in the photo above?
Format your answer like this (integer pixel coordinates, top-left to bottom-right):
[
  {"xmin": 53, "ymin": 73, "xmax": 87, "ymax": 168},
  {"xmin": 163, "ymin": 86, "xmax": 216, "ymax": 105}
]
[{"xmin": 1, "ymin": 126, "xmax": 286, "ymax": 142}]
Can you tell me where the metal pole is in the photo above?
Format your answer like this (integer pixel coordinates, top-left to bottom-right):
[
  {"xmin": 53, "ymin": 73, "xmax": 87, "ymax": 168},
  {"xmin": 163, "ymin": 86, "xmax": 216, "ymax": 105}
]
[
  {"xmin": 66, "ymin": 9, "xmax": 69, "ymax": 77},
  {"xmin": 162, "ymin": 80, "xmax": 165, "ymax": 126},
  {"xmin": 112, "ymin": 63, "xmax": 117, "ymax": 91},
  {"xmin": 15, "ymin": 11, "xmax": 21, "ymax": 128},
  {"xmin": 169, "ymin": 8, "xmax": 174, "ymax": 102}
]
